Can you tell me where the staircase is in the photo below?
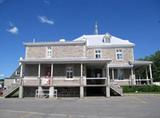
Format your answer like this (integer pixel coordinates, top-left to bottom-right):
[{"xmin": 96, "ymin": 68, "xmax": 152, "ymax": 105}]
[
  {"xmin": 110, "ymin": 81, "xmax": 123, "ymax": 96},
  {"xmin": 3, "ymin": 83, "xmax": 20, "ymax": 98},
  {"xmin": 3, "ymin": 65, "xmax": 21, "ymax": 98}
]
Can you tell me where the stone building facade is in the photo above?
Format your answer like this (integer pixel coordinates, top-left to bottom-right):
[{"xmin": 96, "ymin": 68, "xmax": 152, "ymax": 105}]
[{"xmin": 4, "ymin": 33, "xmax": 153, "ymax": 98}]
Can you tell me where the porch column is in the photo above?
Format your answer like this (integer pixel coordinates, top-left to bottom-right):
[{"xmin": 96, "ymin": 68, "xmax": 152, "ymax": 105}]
[
  {"xmin": 49, "ymin": 64, "xmax": 54, "ymax": 98},
  {"xmin": 112, "ymin": 68, "xmax": 114, "ymax": 80},
  {"xmin": 38, "ymin": 64, "xmax": 43, "ymax": 97},
  {"xmin": 38, "ymin": 64, "xmax": 41, "ymax": 86},
  {"xmin": 106, "ymin": 63, "xmax": 110, "ymax": 97},
  {"xmin": 146, "ymin": 67, "xmax": 149, "ymax": 85},
  {"xmin": 51, "ymin": 63, "xmax": 54, "ymax": 85},
  {"xmin": 130, "ymin": 68, "xmax": 133, "ymax": 85},
  {"xmin": 19, "ymin": 63, "xmax": 23, "ymax": 98},
  {"xmin": 131, "ymin": 67, "xmax": 135, "ymax": 85},
  {"xmin": 80, "ymin": 63, "xmax": 84, "ymax": 98},
  {"xmin": 149, "ymin": 64, "xmax": 153, "ymax": 84}
]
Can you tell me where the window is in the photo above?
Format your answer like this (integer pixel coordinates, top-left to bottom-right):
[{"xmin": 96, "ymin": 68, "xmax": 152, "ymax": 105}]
[
  {"xmin": 103, "ymin": 37, "xmax": 110, "ymax": 43},
  {"xmin": 47, "ymin": 47, "xmax": 52, "ymax": 58},
  {"xmin": 116, "ymin": 49, "xmax": 123, "ymax": 60},
  {"xmin": 66, "ymin": 67, "xmax": 73, "ymax": 79},
  {"xmin": 117, "ymin": 69, "xmax": 124, "ymax": 80},
  {"xmin": 95, "ymin": 49, "xmax": 101, "ymax": 59}
]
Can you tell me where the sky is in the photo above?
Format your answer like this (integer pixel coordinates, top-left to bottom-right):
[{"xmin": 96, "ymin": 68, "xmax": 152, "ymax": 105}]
[{"xmin": 0, "ymin": 0, "xmax": 160, "ymax": 77}]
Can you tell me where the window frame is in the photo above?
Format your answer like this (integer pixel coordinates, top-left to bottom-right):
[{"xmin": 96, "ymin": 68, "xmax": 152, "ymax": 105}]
[
  {"xmin": 66, "ymin": 66, "xmax": 74, "ymax": 80},
  {"xmin": 116, "ymin": 49, "xmax": 123, "ymax": 61},
  {"xmin": 46, "ymin": 46, "xmax": 52, "ymax": 58},
  {"xmin": 102, "ymin": 37, "xmax": 110, "ymax": 43},
  {"xmin": 94, "ymin": 49, "xmax": 102, "ymax": 59}
]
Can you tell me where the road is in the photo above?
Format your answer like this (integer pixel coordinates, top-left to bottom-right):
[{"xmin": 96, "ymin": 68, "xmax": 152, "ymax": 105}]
[{"xmin": 0, "ymin": 95, "xmax": 160, "ymax": 118}]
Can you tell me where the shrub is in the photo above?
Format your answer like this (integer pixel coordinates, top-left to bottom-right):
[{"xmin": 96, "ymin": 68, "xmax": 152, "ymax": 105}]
[{"xmin": 122, "ymin": 85, "xmax": 160, "ymax": 93}]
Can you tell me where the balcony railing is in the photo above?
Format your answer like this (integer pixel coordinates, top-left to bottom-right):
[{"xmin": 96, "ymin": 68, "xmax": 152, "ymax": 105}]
[
  {"xmin": 86, "ymin": 78, "xmax": 106, "ymax": 85},
  {"xmin": 22, "ymin": 76, "xmax": 82, "ymax": 86}
]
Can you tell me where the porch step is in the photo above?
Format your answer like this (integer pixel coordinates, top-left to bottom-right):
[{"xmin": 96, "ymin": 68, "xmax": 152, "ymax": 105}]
[
  {"xmin": 3, "ymin": 83, "xmax": 20, "ymax": 98},
  {"xmin": 110, "ymin": 82, "xmax": 123, "ymax": 96}
]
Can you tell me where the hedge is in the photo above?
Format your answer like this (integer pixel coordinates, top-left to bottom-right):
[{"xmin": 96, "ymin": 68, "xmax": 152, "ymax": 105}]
[{"xmin": 122, "ymin": 85, "xmax": 160, "ymax": 93}]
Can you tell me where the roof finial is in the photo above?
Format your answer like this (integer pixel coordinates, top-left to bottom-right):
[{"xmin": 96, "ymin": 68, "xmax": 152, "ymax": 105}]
[{"xmin": 94, "ymin": 21, "xmax": 98, "ymax": 35}]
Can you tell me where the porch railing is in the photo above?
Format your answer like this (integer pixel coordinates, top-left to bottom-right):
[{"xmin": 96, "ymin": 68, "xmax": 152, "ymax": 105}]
[
  {"xmin": 22, "ymin": 77, "xmax": 82, "ymax": 86},
  {"xmin": 35, "ymin": 89, "xmax": 57, "ymax": 98},
  {"xmin": 86, "ymin": 77, "xmax": 106, "ymax": 85},
  {"xmin": 86, "ymin": 77, "xmax": 107, "ymax": 80}
]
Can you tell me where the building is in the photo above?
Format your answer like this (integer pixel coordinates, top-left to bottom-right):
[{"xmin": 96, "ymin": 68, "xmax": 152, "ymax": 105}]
[{"xmin": 3, "ymin": 27, "xmax": 153, "ymax": 98}]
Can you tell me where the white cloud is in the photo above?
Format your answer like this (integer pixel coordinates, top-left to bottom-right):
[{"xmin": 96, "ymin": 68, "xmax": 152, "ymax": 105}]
[
  {"xmin": 38, "ymin": 16, "xmax": 54, "ymax": 25},
  {"xmin": 7, "ymin": 26, "xmax": 18, "ymax": 34},
  {"xmin": 6, "ymin": 22, "xmax": 19, "ymax": 34}
]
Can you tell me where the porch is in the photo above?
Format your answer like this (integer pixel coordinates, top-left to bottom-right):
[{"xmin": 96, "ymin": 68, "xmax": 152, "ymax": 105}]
[
  {"xmin": 109, "ymin": 60, "xmax": 153, "ymax": 86},
  {"xmin": 18, "ymin": 58, "xmax": 111, "ymax": 98},
  {"xmin": 22, "ymin": 62, "xmax": 110, "ymax": 87}
]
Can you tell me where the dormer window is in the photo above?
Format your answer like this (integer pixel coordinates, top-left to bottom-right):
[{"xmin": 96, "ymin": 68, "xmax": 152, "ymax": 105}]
[
  {"xmin": 103, "ymin": 33, "xmax": 111, "ymax": 43},
  {"xmin": 47, "ymin": 46, "xmax": 52, "ymax": 58}
]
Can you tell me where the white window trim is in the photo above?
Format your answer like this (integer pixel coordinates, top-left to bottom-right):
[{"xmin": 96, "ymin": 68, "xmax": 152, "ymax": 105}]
[
  {"xmin": 94, "ymin": 49, "xmax": 102, "ymax": 59},
  {"xmin": 46, "ymin": 47, "xmax": 52, "ymax": 58},
  {"xmin": 115, "ymin": 49, "xmax": 123, "ymax": 61},
  {"xmin": 65, "ymin": 66, "xmax": 74, "ymax": 80}
]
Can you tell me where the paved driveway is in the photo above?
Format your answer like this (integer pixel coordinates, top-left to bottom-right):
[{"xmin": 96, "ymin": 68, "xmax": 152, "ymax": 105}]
[{"xmin": 0, "ymin": 95, "xmax": 160, "ymax": 118}]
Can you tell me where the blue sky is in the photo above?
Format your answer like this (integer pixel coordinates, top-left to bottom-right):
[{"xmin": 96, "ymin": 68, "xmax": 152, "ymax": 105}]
[{"xmin": 0, "ymin": 0, "xmax": 160, "ymax": 77}]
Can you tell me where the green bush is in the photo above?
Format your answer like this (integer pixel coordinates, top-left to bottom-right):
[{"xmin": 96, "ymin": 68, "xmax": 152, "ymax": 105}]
[{"xmin": 122, "ymin": 85, "xmax": 160, "ymax": 93}]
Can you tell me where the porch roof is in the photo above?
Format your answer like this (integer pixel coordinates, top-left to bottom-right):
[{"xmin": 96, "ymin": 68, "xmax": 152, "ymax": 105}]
[
  {"xmin": 129, "ymin": 60, "xmax": 153, "ymax": 66},
  {"xmin": 20, "ymin": 58, "xmax": 112, "ymax": 64},
  {"xmin": 109, "ymin": 63, "xmax": 133, "ymax": 68}
]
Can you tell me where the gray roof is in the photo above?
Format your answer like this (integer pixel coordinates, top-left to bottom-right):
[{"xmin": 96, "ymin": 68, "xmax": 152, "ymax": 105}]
[
  {"xmin": 24, "ymin": 41, "xmax": 85, "ymax": 46},
  {"xmin": 74, "ymin": 34, "xmax": 135, "ymax": 47}
]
